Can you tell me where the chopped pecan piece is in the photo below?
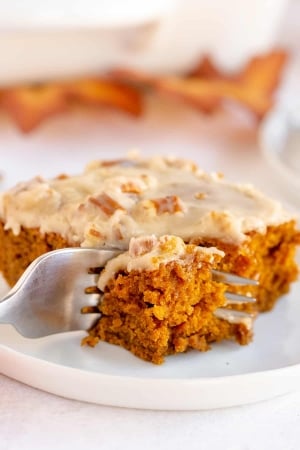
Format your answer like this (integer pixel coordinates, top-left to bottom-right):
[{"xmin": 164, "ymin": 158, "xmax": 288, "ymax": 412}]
[
  {"xmin": 121, "ymin": 181, "xmax": 141, "ymax": 194},
  {"xmin": 113, "ymin": 227, "xmax": 124, "ymax": 241},
  {"xmin": 129, "ymin": 236, "xmax": 157, "ymax": 257},
  {"xmin": 150, "ymin": 195, "xmax": 183, "ymax": 214},
  {"xmin": 55, "ymin": 173, "xmax": 69, "ymax": 180},
  {"xmin": 88, "ymin": 228, "xmax": 104, "ymax": 238},
  {"xmin": 89, "ymin": 193, "xmax": 125, "ymax": 216},
  {"xmin": 194, "ymin": 192, "xmax": 207, "ymax": 200},
  {"xmin": 99, "ymin": 159, "xmax": 127, "ymax": 167}
]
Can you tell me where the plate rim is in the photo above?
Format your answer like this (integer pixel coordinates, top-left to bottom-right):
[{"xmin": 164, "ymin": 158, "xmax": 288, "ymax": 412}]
[
  {"xmin": 1, "ymin": 333, "xmax": 300, "ymax": 410},
  {"xmin": 259, "ymin": 107, "xmax": 300, "ymax": 190}
]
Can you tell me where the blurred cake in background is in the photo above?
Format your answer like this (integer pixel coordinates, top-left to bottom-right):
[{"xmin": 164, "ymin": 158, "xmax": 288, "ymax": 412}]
[{"xmin": 0, "ymin": 0, "xmax": 290, "ymax": 132}]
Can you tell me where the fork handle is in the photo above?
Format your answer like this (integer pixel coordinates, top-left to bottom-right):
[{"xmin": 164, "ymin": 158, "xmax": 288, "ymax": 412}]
[{"xmin": 0, "ymin": 288, "xmax": 24, "ymax": 328}]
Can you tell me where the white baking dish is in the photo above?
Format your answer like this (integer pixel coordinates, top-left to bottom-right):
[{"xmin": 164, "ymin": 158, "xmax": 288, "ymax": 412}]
[{"xmin": 0, "ymin": 0, "xmax": 289, "ymax": 85}]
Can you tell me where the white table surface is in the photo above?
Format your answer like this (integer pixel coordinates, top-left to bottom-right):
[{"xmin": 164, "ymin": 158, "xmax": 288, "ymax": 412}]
[{"xmin": 1, "ymin": 2, "xmax": 300, "ymax": 449}]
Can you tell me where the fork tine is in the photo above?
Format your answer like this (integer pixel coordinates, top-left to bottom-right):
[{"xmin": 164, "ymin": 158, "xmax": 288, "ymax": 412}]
[
  {"xmin": 214, "ymin": 308, "xmax": 254, "ymax": 328},
  {"xmin": 81, "ymin": 306, "xmax": 100, "ymax": 314},
  {"xmin": 84, "ymin": 286, "xmax": 101, "ymax": 294},
  {"xmin": 224, "ymin": 291, "xmax": 256, "ymax": 305},
  {"xmin": 88, "ymin": 267, "xmax": 104, "ymax": 274},
  {"xmin": 212, "ymin": 269, "xmax": 259, "ymax": 286}
]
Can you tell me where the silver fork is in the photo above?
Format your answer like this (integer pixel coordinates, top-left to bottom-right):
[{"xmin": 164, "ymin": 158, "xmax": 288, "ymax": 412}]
[{"xmin": 0, "ymin": 247, "xmax": 258, "ymax": 338}]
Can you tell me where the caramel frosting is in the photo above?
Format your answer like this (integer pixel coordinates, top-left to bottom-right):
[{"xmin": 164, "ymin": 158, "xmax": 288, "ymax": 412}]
[
  {"xmin": 98, "ymin": 235, "xmax": 224, "ymax": 291},
  {"xmin": 0, "ymin": 155, "xmax": 293, "ymax": 247}
]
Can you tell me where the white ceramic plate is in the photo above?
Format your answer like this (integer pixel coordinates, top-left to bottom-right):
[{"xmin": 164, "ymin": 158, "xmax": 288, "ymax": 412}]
[
  {"xmin": 1, "ymin": 277, "xmax": 300, "ymax": 410},
  {"xmin": 0, "ymin": 111, "xmax": 300, "ymax": 410}
]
